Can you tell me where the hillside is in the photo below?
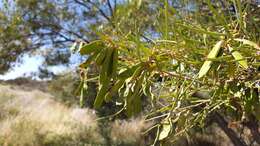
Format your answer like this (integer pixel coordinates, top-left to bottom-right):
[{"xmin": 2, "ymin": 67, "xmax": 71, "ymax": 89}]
[{"xmin": 0, "ymin": 79, "xmax": 150, "ymax": 146}]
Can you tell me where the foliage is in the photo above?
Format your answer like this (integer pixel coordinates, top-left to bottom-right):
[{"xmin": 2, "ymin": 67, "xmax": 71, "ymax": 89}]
[
  {"xmin": 47, "ymin": 72, "xmax": 81, "ymax": 106},
  {"xmin": 0, "ymin": 0, "xmax": 121, "ymax": 73},
  {"xmin": 77, "ymin": 0, "xmax": 260, "ymax": 145}
]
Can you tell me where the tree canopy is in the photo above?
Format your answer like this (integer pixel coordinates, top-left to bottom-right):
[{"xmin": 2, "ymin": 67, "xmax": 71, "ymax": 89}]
[{"xmin": 75, "ymin": 0, "xmax": 259, "ymax": 145}]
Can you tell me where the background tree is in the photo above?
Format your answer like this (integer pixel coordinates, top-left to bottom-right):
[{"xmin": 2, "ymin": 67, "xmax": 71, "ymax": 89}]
[{"xmin": 0, "ymin": 0, "xmax": 117, "ymax": 73}]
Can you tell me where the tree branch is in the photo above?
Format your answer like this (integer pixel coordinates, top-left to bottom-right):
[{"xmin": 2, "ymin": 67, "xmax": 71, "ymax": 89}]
[
  {"xmin": 211, "ymin": 112, "xmax": 247, "ymax": 146},
  {"xmin": 114, "ymin": 0, "xmax": 117, "ymax": 13},
  {"xmin": 244, "ymin": 115, "xmax": 260, "ymax": 145},
  {"xmin": 107, "ymin": 0, "xmax": 114, "ymax": 17},
  {"xmin": 74, "ymin": 0, "xmax": 111, "ymax": 22}
]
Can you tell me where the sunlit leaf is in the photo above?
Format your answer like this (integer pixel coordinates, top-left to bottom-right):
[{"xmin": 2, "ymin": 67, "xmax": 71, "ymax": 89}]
[
  {"xmin": 118, "ymin": 63, "xmax": 142, "ymax": 79},
  {"xmin": 159, "ymin": 119, "xmax": 172, "ymax": 140},
  {"xmin": 228, "ymin": 45, "xmax": 248, "ymax": 69},
  {"xmin": 137, "ymin": 0, "xmax": 142, "ymax": 8},
  {"xmin": 198, "ymin": 40, "xmax": 224, "ymax": 78},
  {"xmin": 234, "ymin": 38, "xmax": 260, "ymax": 50}
]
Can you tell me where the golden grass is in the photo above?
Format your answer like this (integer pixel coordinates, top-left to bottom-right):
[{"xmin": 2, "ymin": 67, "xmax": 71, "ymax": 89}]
[
  {"xmin": 0, "ymin": 85, "xmax": 104, "ymax": 146},
  {"xmin": 110, "ymin": 117, "xmax": 152, "ymax": 145},
  {"xmin": 0, "ymin": 84, "xmax": 153, "ymax": 146}
]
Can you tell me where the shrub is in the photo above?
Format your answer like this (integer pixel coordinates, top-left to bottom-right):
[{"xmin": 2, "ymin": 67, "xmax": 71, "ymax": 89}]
[{"xmin": 110, "ymin": 118, "xmax": 152, "ymax": 145}]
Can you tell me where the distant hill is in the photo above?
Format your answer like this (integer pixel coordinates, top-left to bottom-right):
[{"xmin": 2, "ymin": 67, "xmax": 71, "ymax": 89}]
[{"xmin": 0, "ymin": 77, "xmax": 49, "ymax": 92}]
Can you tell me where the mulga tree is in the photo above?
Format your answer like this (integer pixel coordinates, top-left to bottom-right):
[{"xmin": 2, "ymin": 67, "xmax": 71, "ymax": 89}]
[{"xmin": 76, "ymin": 0, "xmax": 260, "ymax": 145}]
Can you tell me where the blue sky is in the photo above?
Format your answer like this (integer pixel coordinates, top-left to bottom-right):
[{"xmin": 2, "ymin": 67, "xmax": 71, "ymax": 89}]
[
  {"xmin": 0, "ymin": 54, "xmax": 45, "ymax": 80},
  {"xmin": 0, "ymin": 52, "xmax": 82, "ymax": 80}
]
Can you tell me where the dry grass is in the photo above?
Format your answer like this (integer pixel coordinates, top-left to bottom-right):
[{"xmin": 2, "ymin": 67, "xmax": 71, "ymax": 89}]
[
  {"xmin": 0, "ymin": 84, "xmax": 104, "ymax": 146},
  {"xmin": 110, "ymin": 117, "xmax": 152, "ymax": 145},
  {"xmin": 0, "ymin": 84, "xmax": 153, "ymax": 146}
]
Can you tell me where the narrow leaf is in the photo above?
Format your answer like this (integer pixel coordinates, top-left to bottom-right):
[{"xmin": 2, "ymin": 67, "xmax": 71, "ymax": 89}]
[
  {"xmin": 118, "ymin": 63, "xmax": 142, "ymax": 79},
  {"xmin": 137, "ymin": 0, "xmax": 142, "ymax": 8},
  {"xmin": 79, "ymin": 40, "xmax": 103, "ymax": 55},
  {"xmin": 198, "ymin": 40, "xmax": 224, "ymax": 78},
  {"xmin": 94, "ymin": 77, "xmax": 110, "ymax": 108},
  {"xmin": 234, "ymin": 38, "xmax": 260, "ymax": 50},
  {"xmin": 79, "ymin": 52, "xmax": 99, "ymax": 68},
  {"xmin": 126, "ymin": 73, "xmax": 145, "ymax": 117},
  {"xmin": 177, "ymin": 23, "xmax": 226, "ymax": 37},
  {"xmin": 228, "ymin": 45, "xmax": 248, "ymax": 69},
  {"xmin": 100, "ymin": 48, "xmax": 113, "ymax": 82},
  {"xmin": 111, "ymin": 49, "xmax": 118, "ymax": 77},
  {"xmin": 96, "ymin": 48, "xmax": 107, "ymax": 65}
]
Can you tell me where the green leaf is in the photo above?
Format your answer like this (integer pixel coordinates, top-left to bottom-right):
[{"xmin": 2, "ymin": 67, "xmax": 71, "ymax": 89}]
[
  {"xmin": 111, "ymin": 79, "xmax": 125, "ymax": 96},
  {"xmin": 198, "ymin": 40, "xmax": 224, "ymax": 78},
  {"xmin": 135, "ymin": 94, "xmax": 142, "ymax": 112},
  {"xmin": 254, "ymin": 105, "xmax": 260, "ymax": 121},
  {"xmin": 143, "ymin": 79, "xmax": 154, "ymax": 101},
  {"xmin": 118, "ymin": 63, "xmax": 142, "ymax": 79},
  {"xmin": 130, "ymin": 65, "xmax": 143, "ymax": 80},
  {"xmin": 126, "ymin": 91, "xmax": 134, "ymax": 117},
  {"xmin": 79, "ymin": 40, "xmax": 103, "ymax": 55},
  {"xmin": 96, "ymin": 48, "xmax": 107, "ymax": 65},
  {"xmin": 79, "ymin": 72, "xmax": 88, "ymax": 108},
  {"xmin": 79, "ymin": 52, "xmax": 99, "ymax": 68},
  {"xmin": 95, "ymin": 48, "xmax": 114, "ymax": 108},
  {"xmin": 137, "ymin": 0, "xmax": 142, "ymax": 8},
  {"xmin": 94, "ymin": 77, "xmax": 110, "ymax": 108},
  {"xmin": 234, "ymin": 38, "xmax": 260, "ymax": 50},
  {"xmin": 104, "ymin": 92, "xmax": 113, "ymax": 102},
  {"xmin": 111, "ymin": 49, "xmax": 118, "ymax": 77},
  {"xmin": 100, "ymin": 48, "xmax": 114, "ymax": 81},
  {"xmin": 104, "ymin": 79, "xmax": 125, "ymax": 102},
  {"xmin": 126, "ymin": 73, "xmax": 145, "ymax": 117},
  {"xmin": 228, "ymin": 45, "xmax": 248, "ymax": 69},
  {"xmin": 176, "ymin": 23, "xmax": 226, "ymax": 37}
]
